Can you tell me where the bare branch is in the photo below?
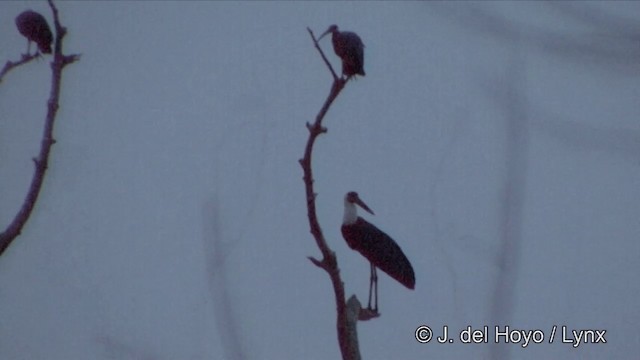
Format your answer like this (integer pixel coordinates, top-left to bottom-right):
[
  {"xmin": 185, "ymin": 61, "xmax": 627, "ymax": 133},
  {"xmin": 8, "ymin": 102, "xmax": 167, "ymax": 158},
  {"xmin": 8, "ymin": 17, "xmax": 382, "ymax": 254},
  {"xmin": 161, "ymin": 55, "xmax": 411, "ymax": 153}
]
[
  {"xmin": 301, "ymin": 27, "xmax": 361, "ymax": 360},
  {"xmin": 0, "ymin": 1, "xmax": 79, "ymax": 255}
]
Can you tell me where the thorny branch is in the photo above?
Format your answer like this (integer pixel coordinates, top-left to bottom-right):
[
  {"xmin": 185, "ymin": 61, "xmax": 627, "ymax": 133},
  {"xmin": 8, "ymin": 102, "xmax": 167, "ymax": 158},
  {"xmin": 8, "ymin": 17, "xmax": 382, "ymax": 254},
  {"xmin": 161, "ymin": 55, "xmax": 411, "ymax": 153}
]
[
  {"xmin": 298, "ymin": 28, "xmax": 362, "ymax": 360},
  {"xmin": 0, "ymin": 0, "xmax": 80, "ymax": 256}
]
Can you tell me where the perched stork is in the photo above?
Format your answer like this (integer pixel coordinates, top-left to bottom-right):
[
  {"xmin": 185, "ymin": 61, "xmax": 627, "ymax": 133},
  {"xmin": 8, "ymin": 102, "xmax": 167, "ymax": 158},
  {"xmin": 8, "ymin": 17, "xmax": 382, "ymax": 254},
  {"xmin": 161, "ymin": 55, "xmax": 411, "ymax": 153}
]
[
  {"xmin": 318, "ymin": 24, "xmax": 365, "ymax": 79},
  {"xmin": 15, "ymin": 10, "xmax": 53, "ymax": 54},
  {"xmin": 341, "ymin": 191, "xmax": 415, "ymax": 312}
]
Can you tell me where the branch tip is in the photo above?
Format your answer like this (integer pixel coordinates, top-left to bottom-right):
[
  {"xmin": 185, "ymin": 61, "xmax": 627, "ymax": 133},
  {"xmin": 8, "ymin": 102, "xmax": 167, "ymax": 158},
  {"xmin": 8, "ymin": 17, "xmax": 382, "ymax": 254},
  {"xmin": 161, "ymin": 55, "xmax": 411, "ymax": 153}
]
[
  {"xmin": 309, "ymin": 26, "xmax": 339, "ymax": 81},
  {"xmin": 63, "ymin": 54, "xmax": 81, "ymax": 66}
]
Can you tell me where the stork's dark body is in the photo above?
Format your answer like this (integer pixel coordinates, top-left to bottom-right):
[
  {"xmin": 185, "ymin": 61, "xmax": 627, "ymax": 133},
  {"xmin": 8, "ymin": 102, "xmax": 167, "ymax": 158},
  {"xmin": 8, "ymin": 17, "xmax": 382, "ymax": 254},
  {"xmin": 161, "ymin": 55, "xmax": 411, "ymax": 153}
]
[
  {"xmin": 342, "ymin": 217, "xmax": 415, "ymax": 289},
  {"xmin": 319, "ymin": 25, "xmax": 365, "ymax": 78},
  {"xmin": 331, "ymin": 30, "xmax": 365, "ymax": 78},
  {"xmin": 15, "ymin": 10, "xmax": 53, "ymax": 54}
]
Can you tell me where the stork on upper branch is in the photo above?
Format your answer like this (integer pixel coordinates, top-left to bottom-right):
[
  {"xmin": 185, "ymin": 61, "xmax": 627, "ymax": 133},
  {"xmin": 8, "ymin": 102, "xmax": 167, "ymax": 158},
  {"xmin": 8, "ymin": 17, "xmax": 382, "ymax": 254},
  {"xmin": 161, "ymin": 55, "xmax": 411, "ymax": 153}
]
[
  {"xmin": 319, "ymin": 24, "xmax": 365, "ymax": 79},
  {"xmin": 15, "ymin": 10, "xmax": 53, "ymax": 55}
]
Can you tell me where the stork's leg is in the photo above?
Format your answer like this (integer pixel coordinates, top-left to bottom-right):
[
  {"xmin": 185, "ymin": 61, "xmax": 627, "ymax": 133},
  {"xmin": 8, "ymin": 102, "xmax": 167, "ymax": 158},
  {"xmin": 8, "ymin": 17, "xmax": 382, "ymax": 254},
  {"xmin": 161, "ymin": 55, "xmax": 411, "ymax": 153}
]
[
  {"xmin": 367, "ymin": 263, "xmax": 379, "ymax": 312},
  {"xmin": 372, "ymin": 265, "xmax": 378, "ymax": 312},
  {"xmin": 367, "ymin": 263, "xmax": 374, "ymax": 310}
]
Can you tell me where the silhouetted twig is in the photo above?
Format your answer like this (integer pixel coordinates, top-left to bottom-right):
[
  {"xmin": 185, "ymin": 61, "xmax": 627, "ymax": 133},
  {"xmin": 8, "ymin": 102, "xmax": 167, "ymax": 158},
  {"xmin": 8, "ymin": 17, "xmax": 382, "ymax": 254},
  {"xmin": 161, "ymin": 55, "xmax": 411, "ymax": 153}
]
[
  {"xmin": 0, "ymin": 0, "xmax": 79, "ymax": 255},
  {"xmin": 0, "ymin": 54, "xmax": 39, "ymax": 84},
  {"xmin": 307, "ymin": 27, "xmax": 340, "ymax": 82}
]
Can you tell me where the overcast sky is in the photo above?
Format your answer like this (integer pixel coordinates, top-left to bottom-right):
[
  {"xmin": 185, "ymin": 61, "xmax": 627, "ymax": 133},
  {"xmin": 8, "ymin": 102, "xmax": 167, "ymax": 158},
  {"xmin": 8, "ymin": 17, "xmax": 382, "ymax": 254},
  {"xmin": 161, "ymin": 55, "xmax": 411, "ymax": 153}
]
[{"xmin": 1, "ymin": 1, "xmax": 639, "ymax": 359}]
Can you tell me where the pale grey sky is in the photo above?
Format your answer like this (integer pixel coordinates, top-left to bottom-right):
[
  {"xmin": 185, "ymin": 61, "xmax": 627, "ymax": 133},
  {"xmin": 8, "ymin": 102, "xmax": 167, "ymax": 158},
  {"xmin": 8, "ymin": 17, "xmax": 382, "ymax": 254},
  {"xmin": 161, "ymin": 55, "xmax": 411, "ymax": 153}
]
[{"xmin": 1, "ymin": 1, "xmax": 639, "ymax": 359}]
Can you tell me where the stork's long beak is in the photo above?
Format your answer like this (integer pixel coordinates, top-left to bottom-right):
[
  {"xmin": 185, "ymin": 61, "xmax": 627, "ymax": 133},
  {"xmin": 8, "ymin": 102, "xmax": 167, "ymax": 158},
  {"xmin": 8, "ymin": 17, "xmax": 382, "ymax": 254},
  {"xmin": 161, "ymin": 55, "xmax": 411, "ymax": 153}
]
[
  {"xmin": 318, "ymin": 28, "xmax": 331, "ymax": 41},
  {"xmin": 354, "ymin": 195, "xmax": 375, "ymax": 215}
]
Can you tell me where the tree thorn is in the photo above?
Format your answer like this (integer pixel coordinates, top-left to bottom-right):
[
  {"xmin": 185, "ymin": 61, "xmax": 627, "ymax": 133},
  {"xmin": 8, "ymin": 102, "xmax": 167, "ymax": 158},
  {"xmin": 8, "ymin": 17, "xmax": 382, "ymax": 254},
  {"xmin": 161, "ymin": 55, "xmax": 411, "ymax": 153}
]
[{"xmin": 308, "ymin": 256, "xmax": 324, "ymax": 269}]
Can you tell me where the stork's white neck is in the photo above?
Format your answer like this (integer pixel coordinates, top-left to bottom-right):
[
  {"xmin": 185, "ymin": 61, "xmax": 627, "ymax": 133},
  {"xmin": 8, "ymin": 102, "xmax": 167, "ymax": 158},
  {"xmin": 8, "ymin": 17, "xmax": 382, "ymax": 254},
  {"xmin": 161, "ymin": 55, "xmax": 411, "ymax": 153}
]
[{"xmin": 343, "ymin": 200, "xmax": 358, "ymax": 225}]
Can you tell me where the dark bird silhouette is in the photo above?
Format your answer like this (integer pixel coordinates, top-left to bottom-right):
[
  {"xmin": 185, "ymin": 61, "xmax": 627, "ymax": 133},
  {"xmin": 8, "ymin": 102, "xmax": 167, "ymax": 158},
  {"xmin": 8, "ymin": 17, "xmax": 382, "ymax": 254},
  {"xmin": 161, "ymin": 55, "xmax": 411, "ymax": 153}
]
[
  {"xmin": 341, "ymin": 191, "xmax": 414, "ymax": 312},
  {"xmin": 15, "ymin": 10, "xmax": 53, "ymax": 54},
  {"xmin": 319, "ymin": 24, "xmax": 365, "ymax": 79}
]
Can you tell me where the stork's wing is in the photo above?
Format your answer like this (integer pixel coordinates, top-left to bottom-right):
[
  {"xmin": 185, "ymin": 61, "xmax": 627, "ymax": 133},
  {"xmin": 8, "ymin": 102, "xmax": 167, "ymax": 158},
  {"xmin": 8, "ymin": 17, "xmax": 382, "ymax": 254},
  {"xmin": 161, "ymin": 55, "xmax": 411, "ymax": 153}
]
[
  {"xmin": 342, "ymin": 217, "xmax": 415, "ymax": 289},
  {"xmin": 332, "ymin": 31, "xmax": 365, "ymax": 77}
]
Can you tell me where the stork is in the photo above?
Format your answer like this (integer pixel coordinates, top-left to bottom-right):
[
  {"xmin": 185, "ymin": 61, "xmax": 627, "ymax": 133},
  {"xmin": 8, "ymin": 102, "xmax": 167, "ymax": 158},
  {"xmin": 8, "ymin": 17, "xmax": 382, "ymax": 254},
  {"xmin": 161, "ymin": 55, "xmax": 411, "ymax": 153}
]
[
  {"xmin": 318, "ymin": 24, "xmax": 365, "ymax": 79},
  {"xmin": 341, "ymin": 191, "xmax": 415, "ymax": 312},
  {"xmin": 15, "ymin": 10, "xmax": 53, "ymax": 55}
]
